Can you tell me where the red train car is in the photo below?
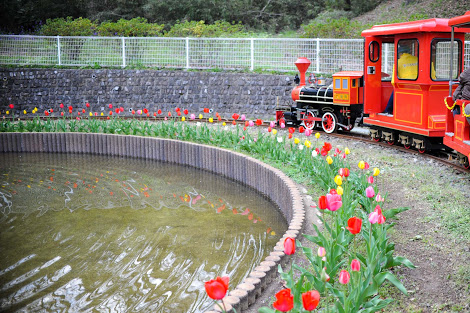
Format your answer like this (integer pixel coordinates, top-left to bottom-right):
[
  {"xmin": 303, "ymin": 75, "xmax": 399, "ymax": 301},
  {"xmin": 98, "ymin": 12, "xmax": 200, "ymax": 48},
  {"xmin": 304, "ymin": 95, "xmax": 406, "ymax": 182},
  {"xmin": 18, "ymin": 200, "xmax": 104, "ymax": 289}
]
[
  {"xmin": 362, "ymin": 17, "xmax": 468, "ymax": 152},
  {"xmin": 443, "ymin": 11, "xmax": 470, "ymax": 168}
]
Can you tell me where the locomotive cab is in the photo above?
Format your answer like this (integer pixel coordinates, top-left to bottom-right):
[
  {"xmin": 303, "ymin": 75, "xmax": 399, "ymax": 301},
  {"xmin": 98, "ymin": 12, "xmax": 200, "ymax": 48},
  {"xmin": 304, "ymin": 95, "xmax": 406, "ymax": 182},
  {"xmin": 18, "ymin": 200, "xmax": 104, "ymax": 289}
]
[{"xmin": 362, "ymin": 18, "xmax": 468, "ymax": 151}]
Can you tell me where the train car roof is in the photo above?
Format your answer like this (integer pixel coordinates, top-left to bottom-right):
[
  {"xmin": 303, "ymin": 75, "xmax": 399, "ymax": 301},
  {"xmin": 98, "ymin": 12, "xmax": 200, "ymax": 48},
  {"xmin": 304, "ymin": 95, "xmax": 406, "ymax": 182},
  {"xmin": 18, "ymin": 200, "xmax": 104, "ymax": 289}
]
[
  {"xmin": 448, "ymin": 11, "xmax": 470, "ymax": 28},
  {"xmin": 361, "ymin": 18, "xmax": 469, "ymax": 36},
  {"xmin": 332, "ymin": 71, "xmax": 363, "ymax": 78}
]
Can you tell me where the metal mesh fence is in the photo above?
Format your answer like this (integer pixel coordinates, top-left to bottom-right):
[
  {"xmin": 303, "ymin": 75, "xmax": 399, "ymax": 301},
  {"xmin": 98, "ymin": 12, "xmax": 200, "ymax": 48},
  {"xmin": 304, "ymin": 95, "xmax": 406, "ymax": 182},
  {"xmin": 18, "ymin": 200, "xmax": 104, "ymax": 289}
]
[{"xmin": 0, "ymin": 35, "xmax": 469, "ymax": 74}]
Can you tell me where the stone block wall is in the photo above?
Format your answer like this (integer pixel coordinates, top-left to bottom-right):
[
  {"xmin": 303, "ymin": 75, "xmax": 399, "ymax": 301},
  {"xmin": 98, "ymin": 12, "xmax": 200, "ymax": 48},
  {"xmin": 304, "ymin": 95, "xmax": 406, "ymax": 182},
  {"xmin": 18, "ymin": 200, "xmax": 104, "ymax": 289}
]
[
  {"xmin": 0, "ymin": 132, "xmax": 305, "ymax": 312},
  {"xmin": 0, "ymin": 68, "xmax": 294, "ymax": 119}
]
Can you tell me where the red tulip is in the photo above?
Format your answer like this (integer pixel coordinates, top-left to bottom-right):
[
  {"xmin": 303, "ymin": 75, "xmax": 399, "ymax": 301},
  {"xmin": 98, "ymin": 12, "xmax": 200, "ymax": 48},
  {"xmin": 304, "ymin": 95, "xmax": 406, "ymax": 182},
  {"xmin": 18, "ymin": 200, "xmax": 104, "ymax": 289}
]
[
  {"xmin": 86, "ymin": 102, "xmax": 90, "ymax": 108},
  {"xmin": 339, "ymin": 270, "xmax": 350, "ymax": 284},
  {"xmin": 268, "ymin": 127, "xmax": 272, "ymax": 132},
  {"xmin": 273, "ymin": 288, "xmax": 294, "ymax": 312},
  {"xmin": 351, "ymin": 259, "xmax": 361, "ymax": 272},
  {"xmin": 168, "ymin": 111, "xmax": 172, "ymax": 117},
  {"xmin": 299, "ymin": 126, "xmax": 305, "ymax": 133},
  {"xmin": 115, "ymin": 108, "xmax": 120, "ymax": 114},
  {"xmin": 368, "ymin": 176, "xmax": 374, "ymax": 184},
  {"xmin": 288, "ymin": 133, "xmax": 293, "ymax": 139},
  {"xmin": 108, "ymin": 104, "xmax": 113, "ymax": 109},
  {"xmin": 318, "ymin": 195, "xmax": 327, "ymax": 210},
  {"xmin": 364, "ymin": 162, "xmax": 370, "ymax": 170},
  {"xmin": 9, "ymin": 104, "xmax": 14, "ymax": 109},
  {"xmin": 60, "ymin": 103, "xmax": 64, "ymax": 109},
  {"xmin": 153, "ymin": 112, "xmax": 157, "ymax": 117},
  {"xmin": 302, "ymin": 290, "xmax": 320, "ymax": 311},
  {"xmin": 82, "ymin": 109, "xmax": 85, "ymax": 113},
  {"xmin": 288, "ymin": 127, "xmax": 295, "ymax": 134},
  {"xmin": 203, "ymin": 108, "xmax": 210, "ymax": 113},
  {"xmin": 109, "ymin": 111, "xmax": 112, "ymax": 115},
  {"xmin": 132, "ymin": 110, "xmax": 135, "ymax": 115},
  {"xmin": 205, "ymin": 276, "xmax": 229, "ymax": 300},
  {"xmin": 232, "ymin": 113, "xmax": 239, "ymax": 120},
  {"xmin": 322, "ymin": 142, "xmax": 332, "ymax": 152},
  {"xmin": 232, "ymin": 120, "xmax": 236, "ymax": 125},
  {"xmin": 177, "ymin": 111, "xmax": 181, "ymax": 116},
  {"xmin": 50, "ymin": 109, "xmax": 53, "ymax": 113},
  {"xmin": 175, "ymin": 107, "xmax": 181, "ymax": 112},
  {"xmin": 184, "ymin": 109, "xmax": 189, "ymax": 115},
  {"xmin": 157, "ymin": 109, "xmax": 162, "ymax": 115},
  {"xmin": 346, "ymin": 217, "xmax": 362, "ymax": 235},
  {"xmin": 78, "ymin": 111, "xmax": 81, "ymax": 115},
  {"xmin": 68, "ymin": 106, "xmax": 73, "ymax": 111},
  {"xmin": 143, "ymin": 108, "xmax": 148, "ymax": 114},
  {"xmin": 120, "ymin": 107, "xmax": 124, "ymax": 112},
  {"xmin": 284, "ymin": 237, "xmax": 295, "ymax": 255},
  {"xmin": 61, "ymin": 112, "xmax": 64, "ymax": 116},
  {"xmin": 44, "ymin": 111, "xmax": 49, "ymax": 116},
  {"xmin": 255, "ymin": 119, "xmax": 263, "ymax": 126}
]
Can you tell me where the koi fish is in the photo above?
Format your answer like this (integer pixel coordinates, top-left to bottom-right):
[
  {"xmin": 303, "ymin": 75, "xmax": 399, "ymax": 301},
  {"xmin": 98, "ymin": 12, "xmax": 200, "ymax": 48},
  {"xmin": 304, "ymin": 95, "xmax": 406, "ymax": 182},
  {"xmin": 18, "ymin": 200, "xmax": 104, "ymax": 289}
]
[
  {"xmin": 241, "ymin": 208, "xmax": 250, "ymax": 215},
  {"xmin": 217, "ymin": 204, "xmax": 226, "ymax": 213}
]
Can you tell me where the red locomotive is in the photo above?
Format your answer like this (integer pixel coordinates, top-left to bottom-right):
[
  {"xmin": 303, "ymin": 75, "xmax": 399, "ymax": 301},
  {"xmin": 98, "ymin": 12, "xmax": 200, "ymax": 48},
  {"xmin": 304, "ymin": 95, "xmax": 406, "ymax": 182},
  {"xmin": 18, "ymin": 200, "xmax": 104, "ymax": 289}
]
[{"xmin": 278, "ymin": 11, "xmax": 470, "ymax": 167}]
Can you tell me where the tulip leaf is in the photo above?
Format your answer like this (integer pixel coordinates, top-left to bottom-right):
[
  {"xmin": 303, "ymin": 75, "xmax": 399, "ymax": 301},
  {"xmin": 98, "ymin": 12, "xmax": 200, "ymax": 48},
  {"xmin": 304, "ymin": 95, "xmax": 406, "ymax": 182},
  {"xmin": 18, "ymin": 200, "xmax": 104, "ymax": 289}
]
[
  {"xmin": 258, "ymin": 307, "xmax": 276, "ymax": 313},
  {"xmin": 374, "ymin": 272, "xmax": 408, "ymax": 295},
  {"xmin": 383, "ymin": 206, "xmax": 409, "ymax": 219}
]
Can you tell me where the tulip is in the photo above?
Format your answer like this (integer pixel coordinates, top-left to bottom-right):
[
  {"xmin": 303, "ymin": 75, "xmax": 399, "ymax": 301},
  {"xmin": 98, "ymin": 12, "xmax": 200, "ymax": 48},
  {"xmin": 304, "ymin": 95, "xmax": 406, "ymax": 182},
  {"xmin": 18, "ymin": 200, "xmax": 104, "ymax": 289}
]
[
  {"xmin": 351, "ymin": 259, "xmax": 361, "ymax": 272},
  {"xmin": 256, "ymin": 119, "xmax": 263, "ymax": 126},
  {"xmin": 190, "ymin": 114, "xmax": 196, "ymax": 120},
  {"xmin": 364, "ymin": 162, "xmax": 370, "ymax": 170},
  {"xmin": 94, "ymin": 112, "xmax": 98, "ymax": 116},
  {"xmin": 60, "ymin": 103, "xmax": 64, "ymax": 109},
  {"xmin": 294, "ymin": 138, "xmax": 300, "ymax": 144},
  {"xmin": 299, "ymin": 144, "xmax": 304, "ymax": 150},
  {"xmin": 23, "ymin": 110, "xmax": 26, "ymax": 114},
  {"xmin": 131, "ymin": 110, "xmax": 135, "ymax": 115},
  {"xmin": 339, "ymin": 270, "xmax": 350, "ymax": 284},
  {"xmin": 368, "ymin": 176, "xmax": 374, "ymax": 184},
  {"xmin": 205, "ymin": 276, "xmax": 229, "ymax": 300},
  {"xmin": 157, "ymin": 109, "xmax": 162, "ymax": 115},
  {"xmin": 199, "ymin": 114, "xmax": 203, "ymax": 119},
  {"xmin": 175, "ymin": 107, "xmax": 181, "ymax": 112},
  {"xmin": 267, "ymin": 127, "xmax": 272, "ymax": 132},
  {"xmin": 44, "ymin": 111, "xmax": 48, "ymax": 116},
  {"xmin": 101, "ymin": 112, "xmax": 104, "ymax": 116},
  {"xmin": 61, "ymin": 112, "xmax": 64, "ymax": 116},
  {"xmin": 284, "ymin": 237, "xmax": 295, "ymax": 255},
  {"xmin": 315, "ymin": 132, "xmax": 320, "ymax": 139},
  {"xmin": 280, "ymin": 122, "xmax": 285, "ymax": 128},
  {"xmin": 288, "ymin": 133, "xmax": 293, "ymax": 139},
  {"xmin": 277, "ymin": 136, "xmax": 283, "ymax": 143},
  {"xmin": 302, "ymin": 290, "xmax": 320, "ymax": 311},
  {"xmin": 270, "ymin": 121, "xmax": 275, "ymax": 128},
  {"xmin": 222, "ymin": 122, "xmax": 226, "ymax": 126},
  {"xmin": 120, "ymin": 107, "xmax": 124, "ymax": 112},
  {"xmin": 326, "ymin": 156, "xmax": 333, "ymax": 165},
  {"xmin": 86, "ymin": 102, "xmax": 90, "ymax": 108},
  {"xmin": 183, "ymin": 109, "xmax": 188, "ymax": 115},
  {"xmin": 318, "ymin": 195, "xmax": 327, "ymax": 210},
  {"xmin": 375, "ymin": 194, "xmax": 385, "ymax": 202},
  {"xmin": 358, "ymin": 160, "xmax": 365, "ymax": 169},
  {"xmin": 373, "ymin": 167, "xmax": 380, "ymax": 176},
  {"xmin": 232, "ymin": 113, "xmax": 239, "ymax": 120},
  {"xmin": 143, "ymin": 108, "xmax": 148, "ymax": 114},
  {"xmin": 299, "ymin": 126, "xmax": 305, "ymax": 133},
  {"xmin": 115, "ymin": 108, "xmax": 120, "ymax": 114},
  {"xmin": 273, "ymin": 288, "xmax": 294, "ymax": 312},
  {"xmin": 68, "ymin": 106, "xmax": 73, "ymax": 111},
  {"xmin": 346, "ymin": 217, "xmax": 362, "ymax": 234},
  {"xmin": 321, "ymin": 267, "xmax": 330, "ymax": 282},
  {"xmin": 241, "ymin": 114, "xmax": 246, "ymax": 121},
  {"xmin": 304, "ymin": 140, "xmax": 311, "ymax": 148},
  {"xmin": 345, "ymin": 147, "xmax": 350, "ymax": 154},
  {"xmin": 89, "ymin": 112, "xmax": 92, "ymax": 117},
  {"xmin": 337, "ymin": 186, "xmax": 343, "ymax": 195},
  {"xmin": 334, "ymin": 175, "xmax": 342, "ymax": 186},
  {"xmin": 9, "ymin": 104, "xmax": 14, "ymax": 109},
  {"xmin": 305, "ymin": 129, "xmax": 312, "ymax": 136},
  {"xmin": 317, "ymin": 246, "xmax": 326, "ymax": 257},
  {"xmin": 272, "ymin": 129, "xmax": 277, "ymax": 135},
  {"xmin": 108, "ymin": 104, "xmax": 113, "ymax": 109},
  {"xmin": 369, "ymin": 205, "xmax": 386, "ymax": 224},
  {"xmin": 312, "ymin": 150, "xmax": 318, "ymax": 157},
  {"xmin": 182, "ymin": 116, "xmax": 186, "ymax": 122},
  {"xmin": 137, "ymin": 110, "xmax": 142, "ymax": 115},
  {"xmin": 288, "ymin": 127, "xmax": 295, "ymax": 134},
  {"xmin": 209, "ymin": 117, "xmax": 214, "ymax": 123},
  {"xmin": 365, "ymin": 186, "xmax": 375, "ymax": 198},
  {"xmin": 248, "ymin": 120, "xmax": 254, "ymax": 127},
  {"xmin": 326, "ymin": 193, "xmax": 342, "ymax": 211}
]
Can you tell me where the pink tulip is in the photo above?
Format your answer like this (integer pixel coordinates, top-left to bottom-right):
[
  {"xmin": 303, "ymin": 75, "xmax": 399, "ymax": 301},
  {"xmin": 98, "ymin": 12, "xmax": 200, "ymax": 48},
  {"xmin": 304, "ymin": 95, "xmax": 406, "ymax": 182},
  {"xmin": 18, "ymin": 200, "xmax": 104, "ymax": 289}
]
[
  {"xmin": 365, "ymin": 186, "xmax": 375, "ymax": 198},
  {"xmin": 368, "ymin": 176, "xmax": 374, "ymax": 184},
  {"xmin": 190, "ymin": 114, "xmax": 196, "ymax": 120},
  {"xmin": 280, "ymin": 123, "xmax": 286, "ymax": 128},
  {"xmin": 241, "ymin": 114, "xmax": 246, "ymax": 121},
  {"xmin": 317, "ymin": 247, "xmax": 326, "ymax": 257},
  {"xmin": 369, "ymin": 205, "xmax": 386, "ymax": 224},
  {"xmin": 351, "ymin": 259, "xmax": 360, "ymax": 272},
  {"xmin": 248, "ymin": 120, "xmax": 254, "ymax": 127},
  {"xmin": 375, "ymin": 194, "xmax": 384, "ymax": 202},
  {"xmin": 305, "ymin": 129, "xmax": 312, "ymax": 136},
  {"xmin": 270, "ymin": 121, "xmax": 275, "ymax": 128},
  {"xmin": 364, "ymin": 162, "xmax": 370, "ymax": 169},
  {"xmin": 326, "ymin": 193, "xmax": 342, "ymax": 211},
  {"xmin": 339, "ymin": 270, "xmax": 350, "ymax": 284}
]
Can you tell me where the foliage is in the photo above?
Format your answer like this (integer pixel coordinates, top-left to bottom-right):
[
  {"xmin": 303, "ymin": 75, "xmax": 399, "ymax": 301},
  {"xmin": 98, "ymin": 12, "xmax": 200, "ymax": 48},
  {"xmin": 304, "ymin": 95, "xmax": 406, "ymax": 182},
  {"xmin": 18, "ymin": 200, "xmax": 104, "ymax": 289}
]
[
  {"xmin": 301, "ymin": 17, "xmax": 365, "ymax": 39},
  {"xmin": 165, "ymin": 20, "xmax": 248, "ymax": 38},
  {"xmin": 97, "ymin": 17, "xmax": 164, "ymax": 37},
  {"xmin": 40, "ymin": 17, "xmax": 97, "ymax": 36}
]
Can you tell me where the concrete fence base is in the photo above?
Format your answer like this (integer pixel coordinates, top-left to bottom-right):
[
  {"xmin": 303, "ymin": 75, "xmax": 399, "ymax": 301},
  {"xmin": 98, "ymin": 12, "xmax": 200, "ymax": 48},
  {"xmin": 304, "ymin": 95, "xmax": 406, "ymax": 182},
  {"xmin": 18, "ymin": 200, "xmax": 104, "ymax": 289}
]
[{"xmin": 0, "ymin": 132, "xmax": 305, "ymax": 312}]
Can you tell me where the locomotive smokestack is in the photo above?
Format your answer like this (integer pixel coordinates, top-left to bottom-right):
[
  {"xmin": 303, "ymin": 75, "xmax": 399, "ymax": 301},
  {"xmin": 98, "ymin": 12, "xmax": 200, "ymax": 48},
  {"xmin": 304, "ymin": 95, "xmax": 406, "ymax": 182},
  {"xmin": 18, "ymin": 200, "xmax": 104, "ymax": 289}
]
[{"xmin": 294, "ymin": 57, "xmax": 311, "ymax": 87}]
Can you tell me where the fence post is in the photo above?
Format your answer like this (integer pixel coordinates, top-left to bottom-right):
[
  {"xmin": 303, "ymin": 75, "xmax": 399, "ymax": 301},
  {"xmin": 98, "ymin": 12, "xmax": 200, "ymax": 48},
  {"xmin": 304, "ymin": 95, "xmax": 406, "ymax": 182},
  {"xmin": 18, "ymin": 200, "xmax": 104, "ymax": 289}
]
[
  {"xmin": 57, "ymin": 36, "xmax": 61, "ymax": 66},
  {"xmin": 316, "ymin": 38, "xmax": 320, "ymax": 73},
  {"xmin": 250, "ymin": 38, "xmax": 254, "ymax": 71},
  {"xmin": 186, "ymin": 37, "xmax": 190, "ymax": 69},
  {"xmin": 121, "ymin": 37, "xmax": 126, "ymax": 68}
]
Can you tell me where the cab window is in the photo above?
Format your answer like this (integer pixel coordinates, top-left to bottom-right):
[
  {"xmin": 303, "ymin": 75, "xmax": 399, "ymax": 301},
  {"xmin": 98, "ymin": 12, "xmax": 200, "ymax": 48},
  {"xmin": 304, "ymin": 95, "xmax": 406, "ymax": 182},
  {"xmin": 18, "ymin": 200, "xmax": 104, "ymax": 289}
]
[
  {"xmin": 342, "ymin": 79, "xmax": 348, "ymax": 89},
  {"xmin": 397, "ymin": 39, "xmax": 419, "ymax": 80},
  {"xmin": 431, "ymin": 39, "xmax": 462, "ymax": 81},
  {"xmin": 335, "ymin": 78, "xmax": 341, "ymax": 89}
]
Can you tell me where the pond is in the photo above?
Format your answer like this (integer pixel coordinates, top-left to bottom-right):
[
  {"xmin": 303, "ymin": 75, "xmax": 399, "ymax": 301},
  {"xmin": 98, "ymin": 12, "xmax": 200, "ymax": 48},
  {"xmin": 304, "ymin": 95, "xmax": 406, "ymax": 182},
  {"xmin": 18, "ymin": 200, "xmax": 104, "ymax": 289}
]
[{"xmin": 0, "ymin": 153, "xmax": 287, "ymax": 312}]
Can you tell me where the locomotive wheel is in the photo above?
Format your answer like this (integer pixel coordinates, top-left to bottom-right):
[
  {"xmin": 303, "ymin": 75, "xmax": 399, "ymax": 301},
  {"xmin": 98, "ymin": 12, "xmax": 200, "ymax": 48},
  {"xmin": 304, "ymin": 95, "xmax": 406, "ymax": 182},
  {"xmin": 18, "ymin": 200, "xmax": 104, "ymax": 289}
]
[
  {"xmin": 322, "ymin": 112, "xmax": 338, "ymax": 134},
  {"xmin": 404, "ymin": 144, "xmax": 411, "ymax": 149},
  {"xmin": 463, "ymin": 156, "xmax": 470, "ymax": 169},
  {"xmin": 386, "ymin": 140, "xmax": 395, "ymax": 145},
  {"xmin": 302, "ymin": 110, "xmax": 317, "ymax": 130},
  {"xmin": 277, "ymin": 112, "xmax": 285, "ymax": 127},
  {"xmin": 373, "ymin": 137, "xmax": 381, "ymax": 142},
  {"xmin": 418, "ymin": 148, "xmax": 426, "ymax": 154}
]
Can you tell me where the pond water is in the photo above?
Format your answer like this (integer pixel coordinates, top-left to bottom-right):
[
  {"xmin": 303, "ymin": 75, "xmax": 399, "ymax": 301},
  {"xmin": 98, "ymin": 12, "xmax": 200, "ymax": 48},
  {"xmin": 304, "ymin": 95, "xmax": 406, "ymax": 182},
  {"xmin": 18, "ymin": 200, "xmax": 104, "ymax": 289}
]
[{"xmin": 0, "ymin": 153, "xmax": 287, "ymax": 312}]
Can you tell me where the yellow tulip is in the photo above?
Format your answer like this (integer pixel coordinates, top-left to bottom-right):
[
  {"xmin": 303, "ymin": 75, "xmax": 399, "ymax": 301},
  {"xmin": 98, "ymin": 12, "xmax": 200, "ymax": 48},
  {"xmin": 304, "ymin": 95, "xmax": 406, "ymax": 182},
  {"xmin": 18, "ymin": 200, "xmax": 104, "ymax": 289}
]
[
  {"xmin": 326, "ymin": 156, "xmax": 333, "ymax": 164},
  {"xmin": 373, "ymin": 168, "xmax": 380, "ymax": 176},
  {"xmin": 345, "ymin": 148, "xmax": 350, "ymax": 155},
  {"xmin": 337, "ymin": 186, "xmax": 344, "ymax": 195},
  {"xmin": 101, "ymin": 112, "xmax": 104, "ymax": 116},
  {"xmin": 334, "ymin": 175, "xmax": 342, "ymax": 186},
  {"xmin": 23, "ymin": 110, "xmax": 27, "ymax": 114},
  {"xmin": 315, "ymin": 132, "xmax": 320, "ymax": 139},
  {"xmin": 304, "ymin": 140, "xmax": 311, "ymax": 148},
  {"xmin": 6, "ymin": 111, "xmax": 9, "ymax": 115},
  {"xmin": 272, "ymin": 129, "xmax": 277, "ymax": 135},
  {"xmin": 222, "ymin": 122, "xmax": 226, "ymax": 126},
  {"xmin": 182, "ymin": 116, "xmax": 186, "ymax": 122},
  {"xmin": 358, "ymin": 161, "xmax": 365, "ymax": 169},
  {"xmin": 199, "ymin": 114, "xmax": 203, "ymax": 119},
  {"xmin": 89, "ymin": 112, "xmax": 93, "ymax": 116},
  {"xmin": 294, "ymin": 137, "xmax": 300, "ymax": 144},
  {"xmin": 34, "ymin": 107, "xmax": 38, "ymax": 112},
  {"xmin": 209, "ymin": 117, "xmax": 213, "ymax": 123}
]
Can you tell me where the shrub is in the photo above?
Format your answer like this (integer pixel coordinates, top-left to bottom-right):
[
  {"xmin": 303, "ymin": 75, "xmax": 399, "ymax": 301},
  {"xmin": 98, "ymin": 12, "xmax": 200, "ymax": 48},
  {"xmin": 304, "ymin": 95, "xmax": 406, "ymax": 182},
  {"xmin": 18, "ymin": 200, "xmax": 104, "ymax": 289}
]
[
  {"xmin": 97, "ymin": 17, "xmax": 164, "ymax": 37},
  {"xmin": 300, "ymin": 17, "xmax": 364, "ymax": 38},
  {"xmin": 165, "ymin": 20, "xmax": 248, "ymax": 37},
  {"xmin": 39, "ymin": 17, "xmax": 97, "ymax": 36}
]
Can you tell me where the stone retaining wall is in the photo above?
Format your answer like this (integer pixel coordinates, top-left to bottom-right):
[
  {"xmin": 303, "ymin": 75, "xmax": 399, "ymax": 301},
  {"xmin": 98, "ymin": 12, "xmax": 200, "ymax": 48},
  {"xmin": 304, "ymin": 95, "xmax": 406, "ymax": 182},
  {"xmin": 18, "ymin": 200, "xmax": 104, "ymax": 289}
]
[
  {"xmin": 0, "ymin": 68, "xmax": 294, "ymax": 119},
  {"xmin": 0, "ymin": 132, "xmax": 305, "ymax": 312}
]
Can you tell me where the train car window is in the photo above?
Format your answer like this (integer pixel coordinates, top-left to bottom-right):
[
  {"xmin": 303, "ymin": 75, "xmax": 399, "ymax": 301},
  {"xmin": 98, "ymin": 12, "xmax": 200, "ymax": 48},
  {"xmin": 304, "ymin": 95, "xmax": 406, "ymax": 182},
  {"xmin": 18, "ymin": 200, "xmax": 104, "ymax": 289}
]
[
  {"xmin": 431, "ymin": 39, "xmax": 462, "ymax": 81},
  {"xmin": 397, "ymin": 39, "xmax": 419, "ymax": 80},
  {"xmin": 368, "ymin": 41, "xmax": 380, "ymax": 62},
  {"xmin": 342, "ymin": 79, "xmax": 348, "ymax": 89},
  {"xmin": 335, "ymin": 78, "xmax": 341, "ymax": 89},
  {"xmin": 352, "ymin": 79, "xmax": 356, "ymax": 87}
]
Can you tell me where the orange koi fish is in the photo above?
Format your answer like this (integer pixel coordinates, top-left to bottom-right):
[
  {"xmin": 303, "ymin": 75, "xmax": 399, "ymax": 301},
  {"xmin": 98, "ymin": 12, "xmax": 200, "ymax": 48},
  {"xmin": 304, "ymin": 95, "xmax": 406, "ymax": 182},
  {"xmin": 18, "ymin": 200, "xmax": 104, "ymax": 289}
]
[{"xmin": 217, "ymin": 204, "xmax": 226, "ymax": 213}]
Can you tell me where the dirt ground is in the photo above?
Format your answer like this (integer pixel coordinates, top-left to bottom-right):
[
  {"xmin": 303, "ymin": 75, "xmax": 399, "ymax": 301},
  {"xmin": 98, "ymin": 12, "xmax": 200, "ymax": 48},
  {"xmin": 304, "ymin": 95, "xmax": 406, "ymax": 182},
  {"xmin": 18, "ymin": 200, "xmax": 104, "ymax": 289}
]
[{"xmin": 243, "ymin": 133, "xmax": 470, "ymax": 313}]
